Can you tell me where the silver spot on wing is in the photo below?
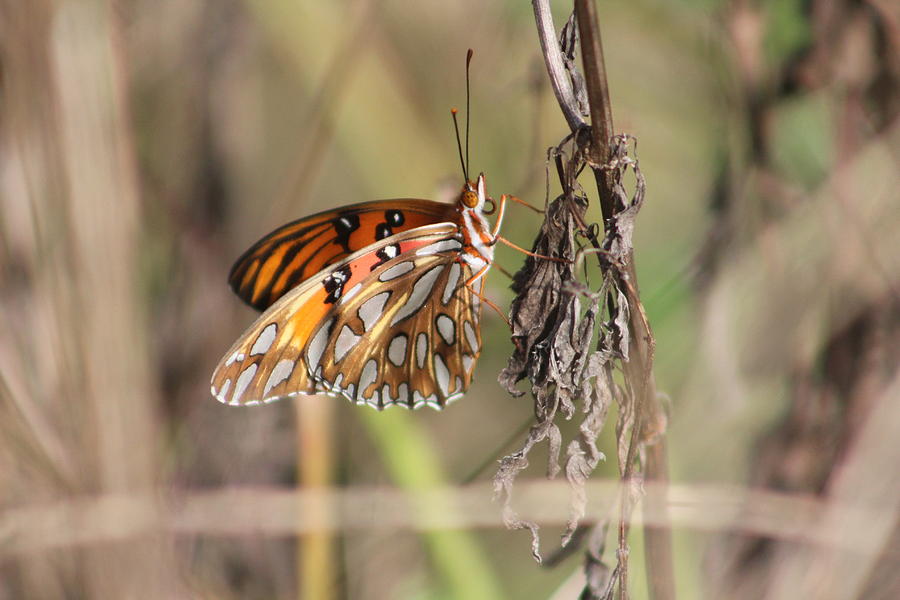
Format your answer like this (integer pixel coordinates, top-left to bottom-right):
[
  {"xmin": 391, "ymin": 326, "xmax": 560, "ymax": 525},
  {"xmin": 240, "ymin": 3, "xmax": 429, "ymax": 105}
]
[
  {"xmin": 470, "ymin": 289, "xmax": 481, "ymax": 314},
  {"xmin": 334, "ymin": 325, "xmax": 360, "ymax": 362},
  {"xmin": 263, "ymin": 359, "xmax": 295, "ymax": 396},
  {"xmin": 358, "ymin": 359, "xmax": 378, "ymax": 400},
  {"xmin": 390, "ymin": 265, "xmax": 444, "ymax": 326},
  {"xmin": 359, "ymin": 292, "xmax": 390, "ymax": 332},
  {"xmin": 307, "ymin": 318, "xmax": 333, "ymax": 370},
  {"xmin": 331, "ymin": 373, "xmax": 344, "ymax": 393},
  {"xmin": 416, "ymin": 239, "xmax": 462, "ymax": 256},
  {"xmin": 434, "ymin": 353, "xmax": 450, "ymax": 397},
  {"xmin": 398, "ymin": 383, "xmax": 410, "ymax": 407},
  {"xmin": 415, "ymin": 332, "xmax": 428, "ymax": 369},
  {"xmin": 435, "ymin": 314, "xmax": 455, "ymax": 345},
  {"xmin": 250, "ymin": 323, "xmax": 277, "ymax": 356},
  {"xmin": 342, "ymin": 283, "xmax": 363, "ymax": 303},
  {"xmin": 379, "ymin": 261, "xmax": 415, "ymax": 281},
  {"xmin": 233, "ymin": 364, "xmax": 258, "ymax": 405},
  {"xmin": 442, "ymin": 262, "xmax": 462, "ymax": 304},
  {"xmin": 388, "ymin": 334, "xmax": 408, "ymax": 367},
  {"xmin": 214, "ymin": 379, "xmax": 231, "ymax": 403},
  {"xmin": 464, "ymin": 320, "xmax": 479, "ymax": 353}
]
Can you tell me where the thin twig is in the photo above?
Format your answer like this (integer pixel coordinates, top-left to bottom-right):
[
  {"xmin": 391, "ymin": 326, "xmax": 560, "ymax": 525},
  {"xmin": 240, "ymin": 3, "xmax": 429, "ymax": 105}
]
[
  {"xmin": 573, "ymin": 0, "xmax": 616, "ymax": 230},
  {"xmin": 532, "ymin": 0, "xmax": 587, "ymax": 132},
  {"xmin": 571, "ymin": 1, "xmax": 675, "ymax": 598},
  {"xmin": 5, "ymin": 479, "xmax": 896, "ymax": 555},
  {"xmin": 531, "ymin": 1, "xmax": 676, "ymax": 598},
  {"xmin": 573, "ymin": 0, "xmax": 614, "ymax": 167}
]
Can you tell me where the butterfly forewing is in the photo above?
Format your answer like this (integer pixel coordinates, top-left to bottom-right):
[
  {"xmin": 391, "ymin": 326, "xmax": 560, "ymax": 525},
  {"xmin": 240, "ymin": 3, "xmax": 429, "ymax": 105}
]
[
  {"xmin": 229, "ymin": 200, "xmax": 455, "ymax": 311},
  {"xmin": 211, "ymin": 223, "xmax": 483, "ymax": 409}
]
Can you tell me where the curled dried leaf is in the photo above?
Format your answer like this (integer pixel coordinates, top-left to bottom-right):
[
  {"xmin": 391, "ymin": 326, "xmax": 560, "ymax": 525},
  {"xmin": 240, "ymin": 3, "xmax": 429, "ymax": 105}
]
[{"xmin": 494, "ymin": 135, "xmax": 649, "ymax": 563}]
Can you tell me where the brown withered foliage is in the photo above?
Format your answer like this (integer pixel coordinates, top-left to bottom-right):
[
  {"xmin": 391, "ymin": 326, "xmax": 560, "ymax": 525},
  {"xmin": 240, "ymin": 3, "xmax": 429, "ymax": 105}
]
[{"xmin": 493, "ymin": 134, "xmax": 646, "ymax": 569}]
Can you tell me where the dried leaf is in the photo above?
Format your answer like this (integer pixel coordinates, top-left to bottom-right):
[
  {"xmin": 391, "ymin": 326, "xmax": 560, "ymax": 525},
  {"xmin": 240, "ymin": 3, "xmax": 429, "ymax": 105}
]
[
  {"xmin": 495, "ymin": 135, "xmax": 650, "ymax": 566},
  {"xmin": 559, "ymin": 13, "xmax": 589, "ymax": 117},
  {"xmin": 583, "ymin": 522, "xmax": 613, "ymax": 600}
]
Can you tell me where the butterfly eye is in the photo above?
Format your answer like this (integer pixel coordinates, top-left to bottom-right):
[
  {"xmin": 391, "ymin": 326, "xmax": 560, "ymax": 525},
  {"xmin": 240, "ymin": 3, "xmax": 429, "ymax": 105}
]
[
  {"xmin": 461, "ymin": 190, "xmax": 479, "ymax": 208},
  {"xmin": 482, "ymin": 196, "xmax": 496, "ymax": 215}
]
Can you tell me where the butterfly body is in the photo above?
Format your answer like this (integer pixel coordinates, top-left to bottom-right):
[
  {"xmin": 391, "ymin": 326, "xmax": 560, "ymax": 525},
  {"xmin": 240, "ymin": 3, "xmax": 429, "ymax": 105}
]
[
  {"xmin": 456, "ymin": 175, "xmax": 497, "ymax": 281},
  {"xmin": 211, "ymin": 173, "xmax": 506, "ymax": 410}
]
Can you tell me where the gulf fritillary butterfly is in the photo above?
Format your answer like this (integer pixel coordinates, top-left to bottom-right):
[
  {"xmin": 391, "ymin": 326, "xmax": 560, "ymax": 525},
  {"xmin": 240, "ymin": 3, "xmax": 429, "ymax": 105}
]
[{"xmin": 210, "ymin": 173, "xmax": 510, "ymax": 410}]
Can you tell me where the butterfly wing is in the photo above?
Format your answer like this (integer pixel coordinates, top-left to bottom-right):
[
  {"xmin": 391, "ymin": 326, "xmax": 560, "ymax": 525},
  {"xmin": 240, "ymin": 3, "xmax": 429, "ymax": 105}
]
[
  {"xmin": 311, "ymin": 230, "xmax": 484, "ymax": 409},
  {"xmin": 211, "ymin": 223, "xmax": 484, "ymax": 409},
  {"xmin": 229, "ymin": 199, "xmax": 455, "ymax": 311}
]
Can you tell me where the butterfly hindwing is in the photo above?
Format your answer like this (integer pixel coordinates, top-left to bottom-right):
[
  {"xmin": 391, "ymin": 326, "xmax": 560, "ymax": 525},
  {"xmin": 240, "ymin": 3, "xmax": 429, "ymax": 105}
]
[
  {"xmin": 311, "ymin": 234, "xmax": 483, "ymax": 409},
  {"xmin": 228, "ymin": 199, "xmax": 455, "ymax": 311},
  {"xmin": 211, "ymin": 223, "xmax": 483, "ymax": 409}
]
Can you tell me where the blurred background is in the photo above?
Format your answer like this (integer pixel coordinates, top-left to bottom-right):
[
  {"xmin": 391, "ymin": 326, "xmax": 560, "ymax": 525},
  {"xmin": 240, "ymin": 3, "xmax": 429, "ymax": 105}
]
[{"xmin": 1, "ymin": 0, "xmax": 897, "ymax": 598}]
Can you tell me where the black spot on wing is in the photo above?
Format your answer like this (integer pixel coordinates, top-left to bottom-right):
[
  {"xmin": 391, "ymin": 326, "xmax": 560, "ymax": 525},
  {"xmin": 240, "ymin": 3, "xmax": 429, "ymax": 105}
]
[
  {"xmin": 371, "ymin": 243, "xmax": 400, "ymax": 271},
  {"xmin": 322, "ymin": 264, "xmax": 353, "ymax": 304},
  {"xmin": 333, "ymin": 214, "xmax": 361, "ymax": 251},
  {"xmin": 375, "ymin": 223, "xmax": 392, "ymax": 240},
  {"xmin": 374, "ymin": 210, "xmax": 405, "ymax": 241},
  {"xmin": 386, "ymin": 209, "xmax": 405, "ymax": 227}
]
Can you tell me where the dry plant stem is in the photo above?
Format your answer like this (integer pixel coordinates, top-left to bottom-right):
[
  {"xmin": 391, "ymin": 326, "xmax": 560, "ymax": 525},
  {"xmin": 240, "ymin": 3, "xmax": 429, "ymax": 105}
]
[
  {"xmin": 532, "ymin": 0, "xmax": 587, "ymax": 132},
  {"xmin": 276, "ymin": 5, "xmax": 374, "ymax": 594},
  {"xmin": 268, "ymin": 0, "xmax": 376, "ymax": 225},
  {"xmin": 296, "ymin": 399, "xmax": 336, "ymax": 600},
  {"xmin": 6, "ymin": 480, "xmax": 899, "ymax": 554},
  {"xmin": 572, "ymin": 0, "xmax": 615, "ymax": 225},
  {"xmin": 572, "ymin": 1, "xmax": 674, "ymax": 598},
  {"xmin": 533, "ymin": 0, "xmax": 675, "ymax": 598},
  {"xmin": 283, "ymin": 8, "xmax": 377, "ymax": 595},
  {"xmin": 0, "ymin": 1, "xmax": 176, "ymax": 596}
]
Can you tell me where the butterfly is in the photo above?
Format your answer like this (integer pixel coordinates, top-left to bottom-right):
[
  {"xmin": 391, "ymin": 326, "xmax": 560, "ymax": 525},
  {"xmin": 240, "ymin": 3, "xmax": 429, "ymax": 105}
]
[{"xmin": 210, "ymin": 173, "xmax": 511, "ymax": 410}]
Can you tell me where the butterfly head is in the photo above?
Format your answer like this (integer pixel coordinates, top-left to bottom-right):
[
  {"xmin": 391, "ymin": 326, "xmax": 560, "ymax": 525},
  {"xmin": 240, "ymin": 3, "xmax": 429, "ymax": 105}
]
[{"xmin": 460, "ymin": 173, "xmax": 488, "ymax": 212}]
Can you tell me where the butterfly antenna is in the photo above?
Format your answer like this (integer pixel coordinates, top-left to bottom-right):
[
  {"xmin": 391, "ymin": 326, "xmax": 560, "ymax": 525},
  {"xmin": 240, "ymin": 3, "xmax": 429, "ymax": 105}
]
[
  {"xmin": 465, "ymin": 48, "xmax": 473, "ymax": 178},
  {"xmin": 451, "ymin": 108, "xmax": 469, "ymax": 182}
]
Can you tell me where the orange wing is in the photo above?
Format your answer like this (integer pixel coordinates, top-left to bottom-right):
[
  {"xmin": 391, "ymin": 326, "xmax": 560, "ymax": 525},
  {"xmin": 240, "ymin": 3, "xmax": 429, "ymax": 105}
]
[{"xmin": 229, "ymin": 199, "xmax": 455, "ymax": 311}]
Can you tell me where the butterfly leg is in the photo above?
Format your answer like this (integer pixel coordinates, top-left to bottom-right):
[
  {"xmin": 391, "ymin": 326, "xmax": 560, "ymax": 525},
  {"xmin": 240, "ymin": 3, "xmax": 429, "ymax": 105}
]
[
  {"xmin": 494, "ymin": 235, "xmax": 570, "ymax": 263},
  {"xmin": 488, "ymin": 194, "xmax": 568, "ymax": 263},
  {"xmin": 488, "ymin": 194, "xmax": 543, "ymax": 239},
  {"xmin": 506, "ymin": 194, "xmax": 545, "ymax": 214},
  {"xmin": 464, "ymin": 264, "xmax": 510, "ymax": 326},
  {"xmin": 492, "ymin": 262, "xmax": 514, "ymax": 281},
  {"xmin": 468, "ymin": 285, "xmax": 510, "ymax": 326},
  {"xmin": 489, "ymin": 194, "xmax": 509, "ymax": 239}
]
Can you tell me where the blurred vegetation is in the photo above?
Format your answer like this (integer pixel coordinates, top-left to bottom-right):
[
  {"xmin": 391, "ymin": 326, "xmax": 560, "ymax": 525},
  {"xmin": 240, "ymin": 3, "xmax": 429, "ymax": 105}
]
[{"xmin": 1, "ymin": 0, "xmax": 897, "ymax": 599}]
